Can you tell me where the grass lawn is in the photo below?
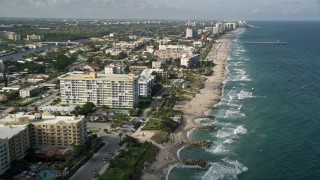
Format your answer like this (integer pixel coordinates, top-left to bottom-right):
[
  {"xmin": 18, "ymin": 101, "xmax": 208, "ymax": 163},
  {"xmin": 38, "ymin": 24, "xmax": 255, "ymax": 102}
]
[
  {"xmin": 99, "ymin": 142, "xmax": 158, "ymax": 180},
  {"xmin": 142, "ymin": 118, "xmax": 162, "ymax": 130},
  {"xmin": 16, "ymin": 96, "xmax": 40, "ymax": 106}
]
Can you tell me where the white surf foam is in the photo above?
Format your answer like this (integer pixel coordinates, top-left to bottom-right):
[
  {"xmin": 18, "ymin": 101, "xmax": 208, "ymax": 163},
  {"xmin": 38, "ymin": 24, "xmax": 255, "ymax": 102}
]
[
  {"xmin": 237, "ymin": 90, "xmax": 254, "ymax": 99},
  {"xmin": 224, "ymin": 109, "xmax": 246, "ymax": 119},
  {"xmin": 217, "ymin": 127, "xmax": 234, "ymax": 138},
  {"xmin": 223, "ymin": 139, "xmax": 234, "ymax": 144},
  {"xmin": 207, "ymin": 143, "xmax": 229, "ymax": 154},
  {"xmin": 187, "ymin": 128, "xmax": 196, "ymax": 139},
  {"xmin": 177, "ymin": 146, "xmax": 187, "ymax": 160},
  {"xmin": 202, "ymin": 158, "xmax": 248, "ymax": 180},
  {"xmin": 233, "ymin": 125, "xmax": 247, "ymax": 135}
]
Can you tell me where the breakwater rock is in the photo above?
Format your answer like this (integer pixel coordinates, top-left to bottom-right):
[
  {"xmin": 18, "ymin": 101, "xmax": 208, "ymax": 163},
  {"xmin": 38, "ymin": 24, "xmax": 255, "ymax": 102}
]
[
  {"xmin": 183, "ymin": 159, "xmax": 206, "ymax": 168},
  {"xmin": 199, "ymin": 115, "xmax": 215, "ymax": 120},
  {"xmin": 197, "ymin": 125, "xmax": 214, "ymax": 131},
  {"xmin": 189, "ymin": 141, "xmax": 212, "ymax": 148}
]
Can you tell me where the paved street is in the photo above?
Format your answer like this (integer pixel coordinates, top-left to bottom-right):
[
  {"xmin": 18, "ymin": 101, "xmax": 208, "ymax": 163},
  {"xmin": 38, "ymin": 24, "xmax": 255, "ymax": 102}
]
[{"xmin": 70, "ymin": 130, "xmax": 120, "ymax": 180}]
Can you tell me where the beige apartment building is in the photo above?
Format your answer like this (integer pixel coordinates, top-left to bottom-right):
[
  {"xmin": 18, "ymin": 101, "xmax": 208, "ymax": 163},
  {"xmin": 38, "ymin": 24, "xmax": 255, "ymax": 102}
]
[
  {"xmin": 0, "ymin": 124, "xmax": 30, "ymax": 175},
  {"xmin": 58, "ymin": 72, "xmax": 139, "ymax": 108},
  {"xmin": 0, "ymin": 113, "xmax": 86, "ymax": 148},
  {"xmin": 0, "ymin": 113, "xmax": 86, "ymax": 174}
]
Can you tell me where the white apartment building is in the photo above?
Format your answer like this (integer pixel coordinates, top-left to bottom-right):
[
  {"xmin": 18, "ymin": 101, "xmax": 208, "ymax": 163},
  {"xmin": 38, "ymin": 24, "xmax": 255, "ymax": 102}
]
[
  {"xmin": 26, "ymin": 34, "xmax": 44, "ymax": 41},
  {"xmin": 19, "ymin": 86, "xmax": 41, "ymax": 98},
  {"xmin": 186, "ymin": 28, "xmax": 193, "ymax": 38},
  {"xmin": 181, "ymin": 54, "xmax": 200, "ymax": 69},
  {"xmin": 104, "ymin": 64, "xmax": 124, "ymax": 74},
  {"xmin": 138, "ymin": 69, "xmax": 155, "ymax": 98},
  {"xmin": 58, "ymin": 72, "xmax": 139, "ymax": 108},
  {"xmin": 155, "ymin": 45, "xmax": 194, "ymax": 59},
  {"xmin": 152, "ymin": 61, "xmax": 162, "ymax": 69}
]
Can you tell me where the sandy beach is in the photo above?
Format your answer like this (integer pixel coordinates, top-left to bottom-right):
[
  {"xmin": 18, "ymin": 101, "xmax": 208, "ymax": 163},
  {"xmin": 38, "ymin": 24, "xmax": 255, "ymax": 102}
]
[{"xmin": 141, "ymin": 30, "xmax": 239, "ymax": 180}]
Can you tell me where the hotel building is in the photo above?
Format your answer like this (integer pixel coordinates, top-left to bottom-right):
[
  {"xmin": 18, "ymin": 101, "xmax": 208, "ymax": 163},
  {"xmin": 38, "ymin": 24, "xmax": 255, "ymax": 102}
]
[
  {"xmin": 58, "ymin": 72, "xmax": 139, "ymax": 108},
  {"xmin": 0, "ymin": 124, "xmax": 30, "ymax": 175},
  {"xmin": 0, "ymin": 113, "xmax": 86, "ymax": 148}
]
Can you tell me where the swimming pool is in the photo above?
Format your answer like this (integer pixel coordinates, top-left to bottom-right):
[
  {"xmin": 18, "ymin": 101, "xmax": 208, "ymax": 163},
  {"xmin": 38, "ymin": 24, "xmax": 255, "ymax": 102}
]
[{"xmin": 39, "ymin": 170, "xmax": 56, "ymax": 180}]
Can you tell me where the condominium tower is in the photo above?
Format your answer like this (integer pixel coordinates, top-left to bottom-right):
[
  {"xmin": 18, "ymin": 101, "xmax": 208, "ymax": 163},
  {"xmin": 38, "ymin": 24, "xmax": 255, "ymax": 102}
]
[{"xmin": 58, "ymin": 72, "xmax": 139, "ymax": 108}]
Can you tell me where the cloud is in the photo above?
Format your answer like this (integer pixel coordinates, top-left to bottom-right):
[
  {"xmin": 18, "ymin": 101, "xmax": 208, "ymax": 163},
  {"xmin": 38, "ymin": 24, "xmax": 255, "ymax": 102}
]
[
  {"xmin": 285, "ymin": 1, "xmax": 301, "ymax": 5},
  {"xmin": 250, "ymin": 8, "xmax": 260, "ymax": 14}
]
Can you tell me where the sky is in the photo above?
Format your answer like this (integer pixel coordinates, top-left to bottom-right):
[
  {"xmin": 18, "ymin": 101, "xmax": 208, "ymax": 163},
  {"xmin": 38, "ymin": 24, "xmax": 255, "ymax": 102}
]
[{"xmin": 0, "ymin": 0, "xmax": 320, "ymax": 20}]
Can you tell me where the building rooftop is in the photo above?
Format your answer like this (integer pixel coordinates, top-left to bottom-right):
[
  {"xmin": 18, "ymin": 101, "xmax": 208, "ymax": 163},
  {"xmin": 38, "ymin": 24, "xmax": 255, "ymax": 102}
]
[
  {"xmin": 0, "ymin": 125, "xmax": 28, "ymax": 139},
  {"xmin": 58, "ymin": 72, "xmax": 137, "ymax": 81},
  {"xmin": 0, "ymin": 113, "xmax": 84, "ymax": 125}
]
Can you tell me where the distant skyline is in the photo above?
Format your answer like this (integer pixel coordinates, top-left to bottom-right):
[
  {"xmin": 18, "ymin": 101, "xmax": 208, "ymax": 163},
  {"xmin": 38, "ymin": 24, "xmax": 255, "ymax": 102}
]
[{"xmin": 0, "ymin": 0, "xmax": 320, "ymax": 20}]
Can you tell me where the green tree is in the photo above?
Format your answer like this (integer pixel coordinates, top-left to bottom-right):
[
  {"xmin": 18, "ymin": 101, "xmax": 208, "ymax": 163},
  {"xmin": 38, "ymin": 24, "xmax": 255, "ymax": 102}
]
[
  {"xmin": 6, "ymin": 91, "xmax": 19, "ymax": 101},
  {"xmin": 3, "ymin": 70, "xmax": 8, "ymax": 87}
]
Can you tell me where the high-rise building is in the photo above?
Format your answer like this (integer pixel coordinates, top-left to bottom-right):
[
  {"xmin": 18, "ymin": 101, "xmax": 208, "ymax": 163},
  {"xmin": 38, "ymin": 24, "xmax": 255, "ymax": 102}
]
[
  {"xmin": 58, "ymin": 72, "xmax": 139, "ymax": 108},
  {"xmin": 0, "ymin": 60, "xmax": 4, "ymax": 73},
  {"xmin": 181, "ymin": 54, "xmax": 200, "ymax": 69},
  {"xmin": 155, "ymin": 45, "xmax": 194, "ymax": 59},
  {"xmin": 26, "ymin": 34, "xmax": 44, "ymax": 41},
  {"xmin": 186, "ymin": 28, "xmax": 193, "ymax": 38},
  {"xmin": 138, "ymin": 69, "xmax": 155, "ymax": 98}
]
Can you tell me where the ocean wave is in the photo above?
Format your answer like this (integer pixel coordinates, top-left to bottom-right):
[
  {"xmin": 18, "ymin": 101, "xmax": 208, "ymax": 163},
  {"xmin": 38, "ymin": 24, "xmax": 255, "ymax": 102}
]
[
  {"xmin": 187, "ymin": 128, "xmax": 196, "ymax": 139},
  {"xmin": 223, "ymin": 139, "xmax": 234, "ymax": 144},
  {"xmin": 237, "ymin": 90, "xmax": 254, "ymax": 99},
  {"xmin": 206, "ymin": 143, "xmax": 229, "ymax": 154},
  {"xmin": 166, "ymin": 162, "xmax": 206, "ymax": 179},
  {"xmin": 194, "ymin": 118, "xmax": 215, "ymax": 126},
  {"xmin": 177, "ymin": 146, "xmax": 187, "ymax": 160},
  {"xmin": 202, "ymin": 158, "xmax": 248, "ymax": 180},
  {"xmin": 217, "ymin": 127, "xmax": 235, "ymax": 138},
  {"xmin": 233, "ymin": 125, "xmax": 247, "ymax": 135},
  {"xmin": 224, "ymin": 109, "xmax": 246, "ymax": 119}
]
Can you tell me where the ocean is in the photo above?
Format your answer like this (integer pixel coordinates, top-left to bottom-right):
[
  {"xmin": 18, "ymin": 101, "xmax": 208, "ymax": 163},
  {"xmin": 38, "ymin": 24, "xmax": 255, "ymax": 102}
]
[{"xmin": 167, "ymin": 21, "xmax": 320, "ymax": 180}]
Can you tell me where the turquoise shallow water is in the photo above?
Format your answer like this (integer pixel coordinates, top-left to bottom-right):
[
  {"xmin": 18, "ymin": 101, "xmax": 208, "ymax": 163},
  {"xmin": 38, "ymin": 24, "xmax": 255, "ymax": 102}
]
[{"xmin": 167, "ymin": 21, "xmax": 320, "ymax": 180}]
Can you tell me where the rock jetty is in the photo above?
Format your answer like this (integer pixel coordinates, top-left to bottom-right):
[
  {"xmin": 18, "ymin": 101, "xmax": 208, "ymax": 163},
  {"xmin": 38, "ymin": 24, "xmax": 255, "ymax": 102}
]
[
  {"xmin": 198, "ymin": 125, "xmax": 214, "ymax": 131},
  {"xmin": 199, "ymin": 115, "xmax": 215, "ymax": 120},
  {"xmin": 183, "ymin": 159, "xmax": 206, "ymax": 168},
  {"xmin": 189, "ymin": 141, "xmax": 211, "ymax": 148}
]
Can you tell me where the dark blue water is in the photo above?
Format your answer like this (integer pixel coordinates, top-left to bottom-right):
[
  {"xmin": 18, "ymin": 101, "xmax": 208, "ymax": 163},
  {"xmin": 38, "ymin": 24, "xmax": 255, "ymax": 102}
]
[
  {"xmin": 168, "ymin": 21, "xmax": 320, "ymax": 180},
  {"xmin": 0, "ymin": 45, "xmax": 56, "ymax": 61}
]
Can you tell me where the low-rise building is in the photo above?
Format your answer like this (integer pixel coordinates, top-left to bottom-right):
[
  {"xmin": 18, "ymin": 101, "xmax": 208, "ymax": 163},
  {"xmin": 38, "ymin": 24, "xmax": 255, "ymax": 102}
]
[
  {"xmin": 104, "ymin": 63, "xmax": 124, "ymax": 74},
  {"xmin": 152, "ymin": 61, "xmax": 162, "ymax": 69},
  {"xmin": 40, "ymin": 105, "xmax": 76, "ymax": 115},
  {"xmin": 129, "ymin": 66, "xmax": 148, "ymax": 74},
  {"xmin": 19, "ymin": 86, "xmax": 41, "ymax": 98}
]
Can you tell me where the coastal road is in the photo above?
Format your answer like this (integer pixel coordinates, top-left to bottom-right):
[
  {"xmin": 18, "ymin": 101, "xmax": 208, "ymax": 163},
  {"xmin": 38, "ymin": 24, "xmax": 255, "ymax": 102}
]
[{"xmin": 70, "ymin": 131, "xmax": 120, "ymax": 180}]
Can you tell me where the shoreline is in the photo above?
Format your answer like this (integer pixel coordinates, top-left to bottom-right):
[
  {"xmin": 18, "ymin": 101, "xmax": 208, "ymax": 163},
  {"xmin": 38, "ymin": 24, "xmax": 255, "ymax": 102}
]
[{"xmin": 142, "ymin": 29, "xmax": 241, "ymax": 180}]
